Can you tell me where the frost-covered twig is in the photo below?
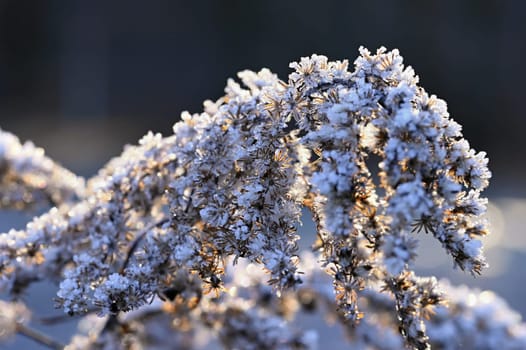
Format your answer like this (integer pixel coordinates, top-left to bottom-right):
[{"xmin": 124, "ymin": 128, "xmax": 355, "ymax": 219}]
[
  {"xmin": 0, "ymin": 300, "xmax": 64, "ymax": 349},
  {"xmin": 0, "ymin": 47, "xmax": 499, "ymax": 349},
  {"xmin": 16, "ymin": 324, "xmax": 65, "ymax": 350},
  {"xmin": 0, "ymin": 128, "xmax": 85, "ymax": 210}
]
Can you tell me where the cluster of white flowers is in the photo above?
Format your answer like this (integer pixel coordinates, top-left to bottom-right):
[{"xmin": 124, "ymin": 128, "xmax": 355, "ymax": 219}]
[{"xmin": 0, "ymin": 47, "xmax": 517, "ymax": 350}]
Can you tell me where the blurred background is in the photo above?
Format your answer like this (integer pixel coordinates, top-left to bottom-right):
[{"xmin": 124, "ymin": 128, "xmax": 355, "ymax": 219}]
[{"xmin": 1, "ymin": 0, "xmax": 525, "ymax": 348}]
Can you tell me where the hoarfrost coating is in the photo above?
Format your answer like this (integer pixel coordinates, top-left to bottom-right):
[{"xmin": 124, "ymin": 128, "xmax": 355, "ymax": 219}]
[{"xmin": 0, "ymin": 47, "xmax": 504, "ymax": 350}]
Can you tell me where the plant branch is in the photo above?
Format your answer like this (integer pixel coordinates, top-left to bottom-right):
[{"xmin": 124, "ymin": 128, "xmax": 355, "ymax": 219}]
[
  {"xmin": 16, "ymin": 323, "xmax": 65, "ymax": 350},
  {"xmin": 37, "ymin": 308, "xmax": 99, "ymax": 325},
  {"xmin": 120, "ymin": 218, "xmax": 170, "ymax": 274}
]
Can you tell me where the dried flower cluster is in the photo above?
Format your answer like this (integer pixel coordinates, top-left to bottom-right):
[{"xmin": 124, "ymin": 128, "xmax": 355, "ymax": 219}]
[{"xmin": 0, "ymin": 47, "xmax": 519, "ymax": 350}]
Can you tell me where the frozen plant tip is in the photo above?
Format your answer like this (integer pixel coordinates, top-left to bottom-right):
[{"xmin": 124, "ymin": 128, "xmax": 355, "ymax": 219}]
[{"xmin": 0, "ymin": 47, "xmax": 516, "ymax": 350}]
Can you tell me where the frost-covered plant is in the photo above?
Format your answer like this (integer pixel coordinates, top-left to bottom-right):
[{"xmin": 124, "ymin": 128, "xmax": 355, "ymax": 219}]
[{"xmin": 0, "ymin": 47, "xmax": 521, "ymax": 350}]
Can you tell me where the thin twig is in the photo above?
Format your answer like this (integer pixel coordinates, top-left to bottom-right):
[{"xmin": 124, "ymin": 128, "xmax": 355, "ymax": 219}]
[
  {"xmin": 37, "ymin": 308, "xmax": 99, "ymax": 325},
  {"xmin": 120, "ymin": 218, "xmax": 169, "ymax": 274},
  {"xmin": 16, "ymin": 323, "xmax": 65, "ymax": 350}
]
